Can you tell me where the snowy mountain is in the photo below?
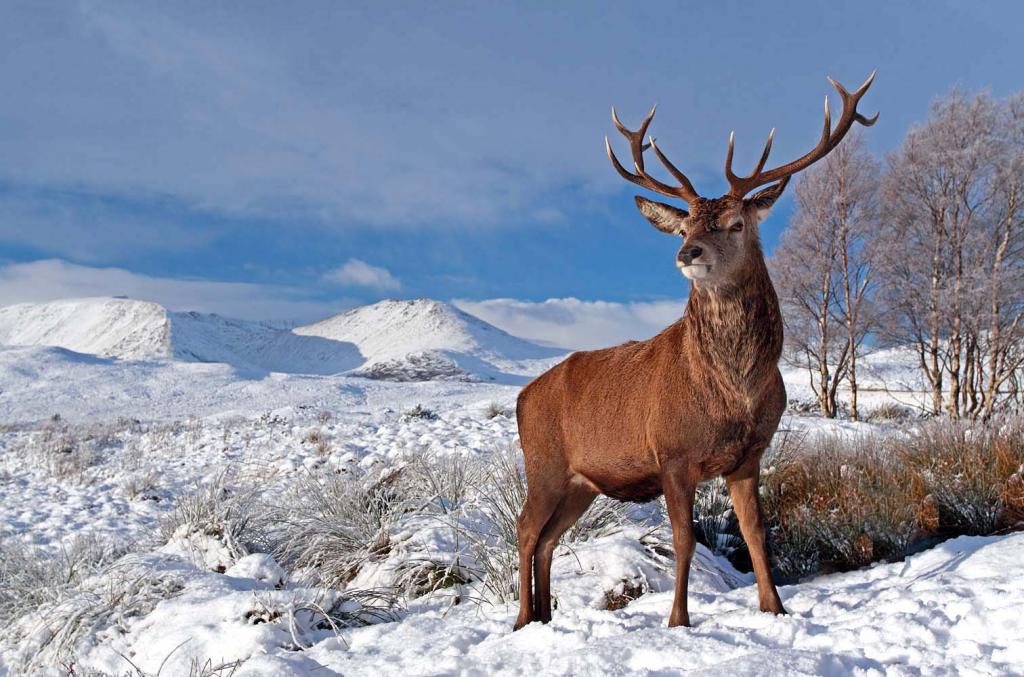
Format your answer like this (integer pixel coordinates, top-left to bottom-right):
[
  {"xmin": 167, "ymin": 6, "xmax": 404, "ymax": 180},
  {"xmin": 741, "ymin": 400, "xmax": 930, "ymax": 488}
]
[
  {"xmin": 0, "ymin": 297, "xmax": 174, "ymax": 361},
  {"xmin": 0, "ymin": 298, "xmax": 361, "ymax": 375},
  {"xmin": 0, "ymin": 297, "xmax": 563, "ymax": 382},
  {"xmin": 294, "ymin": 298, "xmax": 564, "ymax": 382}
]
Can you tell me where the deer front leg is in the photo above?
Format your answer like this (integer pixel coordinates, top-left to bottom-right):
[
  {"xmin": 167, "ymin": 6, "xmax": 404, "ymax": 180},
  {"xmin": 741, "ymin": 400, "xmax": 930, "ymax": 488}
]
[
  {"xmin": 662, "ymin": 470, "xmax": 697, "ymax": 627},
  {"xmin": 725, "ymin": 453, "xmax": 786, "ymax": 615}
]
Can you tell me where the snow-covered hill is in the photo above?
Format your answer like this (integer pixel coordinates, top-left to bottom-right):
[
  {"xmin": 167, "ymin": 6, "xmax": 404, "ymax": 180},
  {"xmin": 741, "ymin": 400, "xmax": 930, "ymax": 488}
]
[
  {"xmin": 0, "ymin": 298, "xmax": 174, "ymax": 361},
  {"xmin": 0, "ymin": 297, "xmax": 563, "ymax": 382},
  {"xmin": 294, "ymin": 298, "xmax": 563, "ymax": 382},
  {"xmin": 0, "ymin": 298, "xmax": 361, "ymax": 375}
]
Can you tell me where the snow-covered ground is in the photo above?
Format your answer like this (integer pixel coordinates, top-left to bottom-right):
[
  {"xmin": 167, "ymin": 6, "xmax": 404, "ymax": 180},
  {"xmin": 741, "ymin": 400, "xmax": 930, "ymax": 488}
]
[
  {"xmin": 268, "ymin": 533, "xmax": 1024, "ymax": 676},
  {"xmin": 1, "ymin": 296, "xmax": 1018, "ymax": 676}
]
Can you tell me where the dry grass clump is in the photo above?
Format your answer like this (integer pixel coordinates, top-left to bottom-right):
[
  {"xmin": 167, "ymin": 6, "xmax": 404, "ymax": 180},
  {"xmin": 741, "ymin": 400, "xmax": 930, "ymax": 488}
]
[
  {"xmin": 30, "ymin": 422, "xmax": 100, "ymax": 481},
  {"xmin": 483, "ymin": 402, "xmax": 513, "ymax": 419},
  {"xmin": 268, "ymin": 469, "xmax": 407, "ymax": 589},
  {"xmin": 120, "ymin": 469, "xmax": 160, "ymax": 501},
  {"xmin": 692, "ymin": 477, "xmax": 741, "ymax": 557},
  {"xmin": 160, "ymin": 471, "xmax": 267, "ymax": 567},
  {"xmin": 2, "ymin": 539, "xmax": 184, "ymax": 674},
  {"xmin": 459, "ymin": 441, "xmax": 631, "ymax": 603},
  {"xmin": 602, "ymin": 578, "xmax": 648, "ymax": 611},
  {"xmin": 460, "ymin": 442, "xmax": 527, "ymax": 603},
  {"xmin": 401, "ymin": 404, "xmax": 439, "ymax": 421},
  {"xmin": 865, "ymin": 402, "xmax": 917, "ymax": 423},
  {"xmin": 402, "ymin": 448, "xmax": 480, "ymax": 514},
  {"xmin": 302, "ymin": 428, "xmax": 332, "ymax": 456},
  {"xmin": 241, "ymin": 588, "xmax": 400, "ymax": 653},
  {"xmin": 761, "ymin": 417, "xmax": 1024, "ymax": 578},
  {"xmin": 0, "ymin": 535, "xmax": 121, "ymax": 627}
]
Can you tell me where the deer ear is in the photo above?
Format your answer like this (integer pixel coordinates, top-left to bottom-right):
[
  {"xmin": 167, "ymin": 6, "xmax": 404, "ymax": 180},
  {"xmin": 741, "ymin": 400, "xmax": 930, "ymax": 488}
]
[
  {"xmin": 746, "ymin": 179, "xmax": 789, "ymax": 224},
  {"xmin": 634, "ymin": 196, "xmax": 689, "ymax": 235}
]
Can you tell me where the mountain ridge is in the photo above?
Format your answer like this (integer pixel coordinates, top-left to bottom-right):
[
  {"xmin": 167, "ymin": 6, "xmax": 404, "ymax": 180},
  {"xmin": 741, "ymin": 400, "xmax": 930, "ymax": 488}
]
[{"xmin": 0, "ymin": 297, "xmax": 563, "ymax": 382}]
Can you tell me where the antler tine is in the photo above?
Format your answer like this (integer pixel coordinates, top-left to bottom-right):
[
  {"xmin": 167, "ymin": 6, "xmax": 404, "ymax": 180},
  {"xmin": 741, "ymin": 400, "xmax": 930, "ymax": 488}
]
[
  {"xmin": 606, "ymin": 105, "xmax": 700, "ymax": 202},
  {"xmin": 648, "ymin": 137, "xmax": 699, "ymax": 200},
  {"xmin": 725, "ymin": 71, "xmax": 879, "ymax": 197},
  {"xmin": 725, "ymin": 128, "xmax": 776, "ymax": 188}
]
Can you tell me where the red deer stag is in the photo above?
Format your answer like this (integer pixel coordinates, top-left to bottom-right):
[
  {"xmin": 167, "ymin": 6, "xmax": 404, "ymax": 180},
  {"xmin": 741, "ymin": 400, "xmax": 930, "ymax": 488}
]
[{"xmin": 514, "ymin": 72, "xmax": 877, "ymax": 629}]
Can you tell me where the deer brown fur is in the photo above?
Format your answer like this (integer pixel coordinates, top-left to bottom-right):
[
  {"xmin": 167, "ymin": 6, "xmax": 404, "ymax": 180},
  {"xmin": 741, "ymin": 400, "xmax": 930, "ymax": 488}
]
[{"xmin": 513, "ymin": 73, "xmax": 877, "ymax": 630}]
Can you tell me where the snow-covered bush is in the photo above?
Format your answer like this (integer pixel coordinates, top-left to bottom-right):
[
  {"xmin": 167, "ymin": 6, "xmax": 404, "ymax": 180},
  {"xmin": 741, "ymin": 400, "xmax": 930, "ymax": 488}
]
[{"xmin": 1, "ymin": 538, "xmax": 183, "ymax": 674}]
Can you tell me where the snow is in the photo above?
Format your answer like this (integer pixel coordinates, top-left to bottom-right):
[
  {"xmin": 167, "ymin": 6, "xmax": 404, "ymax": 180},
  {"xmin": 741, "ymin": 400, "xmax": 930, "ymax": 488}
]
[
  {"xmin": 0, "ymin": 297, "xmax": 563, "ymax": 383},
  {"xmin": 295, "ymin": 298, "xmax": 564, "ymax": 383},
  {"xmin": 300, "ymin": 533, "xmax": 1024, "ymax": 676},
  {"xmin": 0, "ymin": 297, "xmax": 173, "ymax": 361},
  {"xmin": 0, "ymin": 295, "xmax": 1019, "ymax": 676}
]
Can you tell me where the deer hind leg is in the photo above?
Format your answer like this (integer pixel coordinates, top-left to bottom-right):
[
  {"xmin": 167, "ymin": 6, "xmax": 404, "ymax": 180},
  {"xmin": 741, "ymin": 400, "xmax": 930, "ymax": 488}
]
[
  {"xmin": 662, "ymin": 470, "xmax": 697, "ymax": 627},
  {"xmin": 725, "ymin": 452, "xmax": 786, "ymax": 615},
  {"xmin": 514, "ymin": 484, "xmax": 562, "ymax": 631},
  {"xmin": 532, "ymin": 480, "xmax": 596, "ymax": 623}
]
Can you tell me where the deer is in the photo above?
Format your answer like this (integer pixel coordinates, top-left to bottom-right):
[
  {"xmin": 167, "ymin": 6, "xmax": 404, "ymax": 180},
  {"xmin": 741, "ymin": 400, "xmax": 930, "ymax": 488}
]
[{"xmin": 513, "ymin": 72, "xmax": 877, "ymax": 630}]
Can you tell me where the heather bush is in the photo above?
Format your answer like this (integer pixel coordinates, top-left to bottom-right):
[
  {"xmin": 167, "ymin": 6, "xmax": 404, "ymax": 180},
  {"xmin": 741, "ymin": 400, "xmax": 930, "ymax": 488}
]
[
  {"xmin": 760, "ymin": 417, "xmax": 1024, "ymax": 578},
  {"xmin": 897, "ymin": 418, "xmax": 1024, "ymax": 534}
]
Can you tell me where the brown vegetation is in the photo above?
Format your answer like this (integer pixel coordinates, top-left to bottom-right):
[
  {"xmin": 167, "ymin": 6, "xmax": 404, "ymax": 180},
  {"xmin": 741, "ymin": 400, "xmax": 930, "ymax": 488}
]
[{"xmin": 760, "ymin": 419, "xmax": 1024, "ymax": 578}]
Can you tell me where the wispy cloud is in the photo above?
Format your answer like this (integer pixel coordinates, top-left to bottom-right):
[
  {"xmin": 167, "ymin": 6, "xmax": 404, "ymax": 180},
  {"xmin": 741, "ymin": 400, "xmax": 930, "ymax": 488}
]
[
  {"xmin": 453, "ymin": 297, "xmax": 684, "ymax": 350},
  {"xmin": 0, "ymin": 3, "xmax": 622, "ymax": 230},
  {"xmin": 323, "ymin": 259, "xmax": 401, "ymax": 291},
  {"xmin": 0, "ymin": 260, "xmax": 349, "ymax": 322}
]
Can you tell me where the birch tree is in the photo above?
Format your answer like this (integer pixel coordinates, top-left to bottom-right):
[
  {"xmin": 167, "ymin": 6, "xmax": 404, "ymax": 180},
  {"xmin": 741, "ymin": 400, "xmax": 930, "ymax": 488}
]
[{"xmin": 772, "ymin": 133, "xmax": 878, "ymax": 418}]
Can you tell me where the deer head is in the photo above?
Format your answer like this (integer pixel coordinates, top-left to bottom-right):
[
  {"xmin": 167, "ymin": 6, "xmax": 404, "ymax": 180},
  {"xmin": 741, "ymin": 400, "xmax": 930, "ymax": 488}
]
[{"xmin": 606, "ymin": 72, "xmax": 878, "ymax": 288}]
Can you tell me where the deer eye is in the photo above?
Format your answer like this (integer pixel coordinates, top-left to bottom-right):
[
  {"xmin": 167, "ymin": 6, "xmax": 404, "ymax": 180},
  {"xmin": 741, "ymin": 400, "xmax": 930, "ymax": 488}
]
[{"xmin": 730, "ymin": 221, "xmax": 744, "ymax": 232}]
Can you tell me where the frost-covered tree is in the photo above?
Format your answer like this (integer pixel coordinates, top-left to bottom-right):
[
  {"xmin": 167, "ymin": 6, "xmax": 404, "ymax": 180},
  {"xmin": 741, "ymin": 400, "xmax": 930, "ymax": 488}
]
[
  {"xmin": 874, "ymin": 89, "xmax": 1024, "ymax": 419},
  {"xmin": 772, "ymin": 134, "xmax": 879, "ymax": 419}
]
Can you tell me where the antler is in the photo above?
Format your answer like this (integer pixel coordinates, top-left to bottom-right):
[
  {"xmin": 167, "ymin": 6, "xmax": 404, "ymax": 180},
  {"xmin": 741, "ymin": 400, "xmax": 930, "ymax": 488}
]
[
  {"xmin": 725, "ymin": 71, "xmax": 879, "ymax": 197},
  {"xmin": 605, "ymin": 105, "xmax": 700, "ymax": 203}
]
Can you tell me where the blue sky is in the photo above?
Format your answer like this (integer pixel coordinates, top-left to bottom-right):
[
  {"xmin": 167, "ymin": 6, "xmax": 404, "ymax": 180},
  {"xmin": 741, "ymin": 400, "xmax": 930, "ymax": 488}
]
[{"xmin": 1, "ymin": 1, "xmax": 1022, "ymax": 344}]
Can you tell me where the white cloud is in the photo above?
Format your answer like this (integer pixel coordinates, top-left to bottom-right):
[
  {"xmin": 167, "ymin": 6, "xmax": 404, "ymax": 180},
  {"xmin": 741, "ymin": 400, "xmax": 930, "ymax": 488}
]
[
  {"xmin": 0, "ymin": 260, "xmax": 349, "ymax": 322},
  {"xmin": 453, "ymin": 297, "xmax": 685, "ymax": 350},
  {"xmin": 323, "ymin": 259, "xmax": 401, "ymax": 291}
]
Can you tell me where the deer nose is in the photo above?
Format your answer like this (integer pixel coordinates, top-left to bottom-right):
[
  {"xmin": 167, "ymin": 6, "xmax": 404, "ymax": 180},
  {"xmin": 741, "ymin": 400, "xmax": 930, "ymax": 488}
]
[{"xmin": 678, "ymin": 246, "xmax": 703, "ymax": 265}]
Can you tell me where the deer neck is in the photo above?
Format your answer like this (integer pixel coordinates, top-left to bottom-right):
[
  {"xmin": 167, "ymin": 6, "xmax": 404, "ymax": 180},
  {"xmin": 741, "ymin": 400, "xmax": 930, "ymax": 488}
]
[{"xmin": 682, "ymin": 253, "xmax": 783, "ymax": 387}]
